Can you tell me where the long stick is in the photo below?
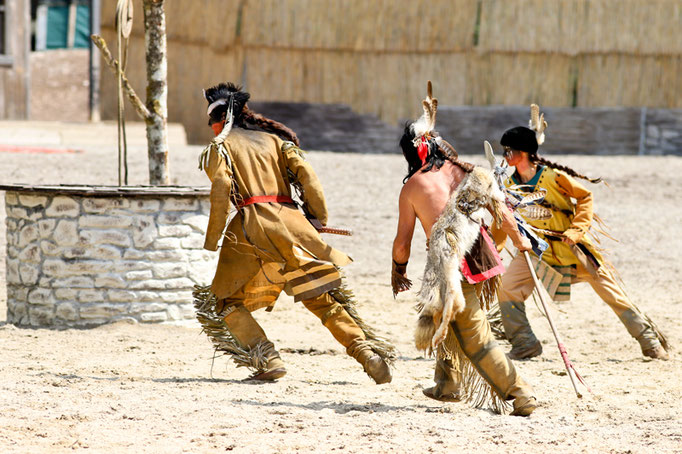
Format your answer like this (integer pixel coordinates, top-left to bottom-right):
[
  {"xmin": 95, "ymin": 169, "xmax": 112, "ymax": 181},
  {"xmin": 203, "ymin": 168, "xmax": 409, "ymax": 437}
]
[{"xmin": 522, "ymin": 251, "xmax": 590, "ymax": 398}]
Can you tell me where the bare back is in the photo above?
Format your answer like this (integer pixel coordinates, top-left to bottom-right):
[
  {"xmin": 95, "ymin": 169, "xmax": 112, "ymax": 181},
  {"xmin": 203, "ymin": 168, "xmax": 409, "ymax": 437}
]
[{"xmin": 402, "ymin": 161, "xmax": 466, "ymax": 238}]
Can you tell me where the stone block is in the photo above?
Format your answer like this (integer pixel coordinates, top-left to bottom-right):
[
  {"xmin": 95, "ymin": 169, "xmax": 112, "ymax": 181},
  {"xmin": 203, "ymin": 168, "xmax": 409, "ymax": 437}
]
[
  {"xmin": 137, "ymin": 291, "xmax": 160, "ymax": 302},
  {"xmin": 158, "ymin": 224, "xmax": 193, "ymax": 238},
  {"xmin": 129, "ymin": 277, "xmax": 194, "ymax": 290},
  {"xmin": 8, "ymin": 206, "xmax": 28, "ymax": 219},
  {"xmin": 82, "ymin": 198, "xmax": 130, "ymax": 213},
  {"xmin": 18, "ymin": 244, "xmax": 41, "ymax": 264},
  {"xmin": 80, "ymin": 304, "xmax": 128, "ymax": 319},
  {"xmin": 5, "ymin": 192, "xmax": 18, "ymax": 205},
  {"xmin": 94, "ymin": 275, "xmax": 127, "ymax": 289},
  {"xmin": 152, "ymin": 237, "xmax": 182, "ymax": 249},
  {"xmin": 130, "ymin": 302, "xmax": 167, "ymax": 313},
  {"xmin": 200, "ymin": 199, "xmax": 211, "ymax": 213},
  {"xmin": 12, "ymin": 287, "xmax": 30, "ymax": 301},
  {"xmin": 142, "ymin": 250, "xmax": 185, "ymax": 262},
  {"xmin": 158, "ymin": 290, "xmax": 192, "ymax": 303},
  {"xmin": 51, "ymin": 276, "xmax": 96, "ymax": 288},
  {"xmin": 44, "ymin": 259, "xmax": 108, "ymax": 277},
  {"xmin": 7, "ymin": 246, "xmax": 19, "ymax": 259},
  {"xmin": 140, "ymin": 311, "xmax": 168, "ymax": 322},
  {"xmin": 7, "ymin": 299, "xmax": 28, "ymax": 324},
  {"xmin": 6, "ymin": 218, "xmax": 17, "ymax": 230},
  {"xmin": 112, "ymin": 260, "xmax": 149, "ymax": 273},
  {"xmin": 18, "ymin": 195, "xmax": 48, "ymax": 207},
  {"xmin": 126, "ymin": 270, "xmax": 153, "ymax": 280},
  {"xmin": 78, "ymin": 290, "xmax": 105, "ymax": 303},
  {"xmin": 187, "ymin": 250, "xmax": 215, "ymax": 262},
  {"xmin": 46, "ymin": 196, "xmax": 80, "ymax": 217},
  {"xmin": 123, "ymin": 249, "xmax": 146, "ymax": 259},
  {"xmin": 38, "ymin": 277, "xmax": 54, "ymax": 287},
  {"xmin": 662, "ymin": 129, "xmax": 680, "ymax": 139},
  {"xmin": 38, "ymin": 219, "xmax": 57, "ymax": 239},
  {"xmin": 166, "ymin": 304, "xmax": 183, "ymax": 320},
  {"xmin": 6, "ymin": 261, "xmax": 21, "ymax": 284},
  {"xmin": 129, "ymin": 199, "xmax": 161, "ymax": 212},
  {"xmin": 178, "ymin": 303, "xmax": 196, "ymax": 319},
  {"xmin": 647, "ymin": 125, "xmax": 660, "ymax": 139},
  {"xmin": 73, "ymin": 318, "xmax": 108, "ymax": 327},
  {"xmin": 181, "ymin": 234, "xmax": 205, "ymax": 249},
  {"xmin": 27, "ymin": 288, "xmax": 55, "ymax": 306},
  {"xmin": 63, "ymin": 245, "xmax": 122, "ymax": 260},
  {"xmin": 54, "ymin": 220, "xmax": 79, "ymax": 246},
  {"xmin": 19, "ymin": 263, "xmax": 40, "ymax": 285},
  {"xmin": 132, "ymin": 215, "xmax": 157, "ymax": 248},
  {"xmin": 29, "ymin": 306, "xmax": 55, "ymax": 326},
  {"xmin": 108, "ymin": 290, "xmax": 138, "ymax": 303},
  {"xmin": 56, "ymin": 302, "xmax": 79, "ymax": 321},
  {"xmin": 187, "ymin": 263, "xmax": 215, "ymax": 283},
  {"xmin": 163, "ymin": 198, "xmax": 198, "ymax": 211},
  {"xmin": 40, "ymin": 240, "xmax": 62, "ymax": 256},
  {"xmin": 157, "ymin": 212, "xmax": 183, "ymax": 225},
  {"xmin": 55, "ymin": 288, "xmax": 78, "ymax": 300},
  {"xmin": 79, "ymin": 215, "xmax": 133, "ymax": 229},
  {"xmin": 18, "ymin": 224, "xmax": 40, "ymax": 248},
  {"xmin": 152, "ymin": 263, "xmax": 187, "ymax": 279},
  {"xmin": 79, "ymin": 229, "xmax": 132, "ymax": 247},
  {"xmin": 182, "ymin": 214, "xmax": 208, "ymax": 232}
]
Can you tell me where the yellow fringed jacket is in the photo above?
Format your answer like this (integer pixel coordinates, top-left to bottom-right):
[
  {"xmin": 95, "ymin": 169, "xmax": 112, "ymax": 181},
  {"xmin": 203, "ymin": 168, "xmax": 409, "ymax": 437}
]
[{"xmin": 492, "ymin": 166, "xmax": 603, "ymax": 267}]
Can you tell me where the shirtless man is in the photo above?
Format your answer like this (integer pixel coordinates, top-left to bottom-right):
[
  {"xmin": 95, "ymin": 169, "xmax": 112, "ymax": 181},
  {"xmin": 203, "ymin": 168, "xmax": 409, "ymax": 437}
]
[{"xmin": 391, "ymin": 123, "xmax": 538, "ymax": 416}]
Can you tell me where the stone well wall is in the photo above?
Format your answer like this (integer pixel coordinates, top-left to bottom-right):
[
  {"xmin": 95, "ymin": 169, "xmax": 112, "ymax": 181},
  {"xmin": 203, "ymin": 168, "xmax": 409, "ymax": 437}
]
[{"xmin": 2, "ymin": 185, "xmax": 217, "ymax": 327}]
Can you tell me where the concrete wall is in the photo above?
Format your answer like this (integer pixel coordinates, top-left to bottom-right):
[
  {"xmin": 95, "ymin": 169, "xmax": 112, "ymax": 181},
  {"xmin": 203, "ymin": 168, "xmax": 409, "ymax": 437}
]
[{"xmin": 249, "ymin": 103, "xmax": 682, "ymax": 156}]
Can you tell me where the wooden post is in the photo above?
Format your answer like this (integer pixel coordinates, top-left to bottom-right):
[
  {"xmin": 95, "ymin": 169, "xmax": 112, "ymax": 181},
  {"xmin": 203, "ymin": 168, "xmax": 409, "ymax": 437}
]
[
  {"xmin": 67, "ymin": 1, "xmax": 77, "ymax": 49},
  {"xmin": 142, "ymin": 0, "xmax": 170, "ymax": 186},
  {"xmin": 89, "ymin": 0, "xmax": 101, "ymax": 122}
]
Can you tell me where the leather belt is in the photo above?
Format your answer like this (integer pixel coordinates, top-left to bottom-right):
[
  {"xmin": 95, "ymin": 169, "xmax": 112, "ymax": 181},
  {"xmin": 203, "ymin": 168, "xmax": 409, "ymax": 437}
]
[{"xmin": 237, "ymin": 195, "xmax": 295, "ymax": 209}]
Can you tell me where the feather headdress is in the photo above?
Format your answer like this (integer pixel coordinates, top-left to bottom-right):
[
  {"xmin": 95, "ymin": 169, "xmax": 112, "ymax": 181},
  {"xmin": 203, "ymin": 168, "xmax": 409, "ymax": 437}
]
[{"xmin": 528, "ymin": 103, "xmax": 548, "ymax": 145}]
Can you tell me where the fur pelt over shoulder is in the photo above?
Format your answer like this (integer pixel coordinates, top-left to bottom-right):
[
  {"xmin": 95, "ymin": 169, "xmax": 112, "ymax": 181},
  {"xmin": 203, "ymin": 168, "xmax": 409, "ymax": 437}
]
[{"xmin": 415, "ymin": 166, "xmax": 505, "ymax": 353}]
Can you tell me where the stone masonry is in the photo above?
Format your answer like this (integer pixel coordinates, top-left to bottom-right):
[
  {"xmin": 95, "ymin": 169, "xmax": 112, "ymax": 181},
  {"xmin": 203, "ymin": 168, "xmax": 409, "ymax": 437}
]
[{"xmin": 4, "ymin": 187, "xmax": 217, "ymax": 327}]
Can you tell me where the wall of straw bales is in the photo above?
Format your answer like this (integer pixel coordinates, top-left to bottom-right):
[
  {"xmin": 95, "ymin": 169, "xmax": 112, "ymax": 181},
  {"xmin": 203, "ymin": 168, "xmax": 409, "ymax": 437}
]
[{"xmin": 98, "ymin": 0, "xmax": 682, "ymax": 144}]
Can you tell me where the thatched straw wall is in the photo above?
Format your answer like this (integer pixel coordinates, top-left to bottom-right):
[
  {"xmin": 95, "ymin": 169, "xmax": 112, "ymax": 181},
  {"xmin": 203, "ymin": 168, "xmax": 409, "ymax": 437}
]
[{"xmin": 99, "ymin": 0, "xmax": 682, "ymax": 144}]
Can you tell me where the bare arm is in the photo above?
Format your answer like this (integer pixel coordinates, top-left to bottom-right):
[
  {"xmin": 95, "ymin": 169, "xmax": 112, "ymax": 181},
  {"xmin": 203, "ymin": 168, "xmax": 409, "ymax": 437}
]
[
  {"xmin": 392, "ymin": 188, "xmax": 417, "ymax": 263},
  {"xmin": 391, "ymin": 187, "xmax": 416, "ymax": 296}
]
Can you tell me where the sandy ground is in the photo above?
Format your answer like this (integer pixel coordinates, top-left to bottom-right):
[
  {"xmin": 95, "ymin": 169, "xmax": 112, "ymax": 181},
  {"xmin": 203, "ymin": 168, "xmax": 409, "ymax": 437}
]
[{"xmin": 1, "ymin": 142, "xmax": 681, "ymax": 453}]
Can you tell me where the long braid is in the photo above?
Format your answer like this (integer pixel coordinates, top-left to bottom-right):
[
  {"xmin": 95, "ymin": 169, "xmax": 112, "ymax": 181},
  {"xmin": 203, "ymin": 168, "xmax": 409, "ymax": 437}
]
[
  {"xmin": 241, "ymin": 106, "xmax": 300, "ymax": 146},
  {"xmin": 531, "ymin": 155, "xmax": 602, "ymax": 184},
  {"xmin": 446, "ymin": 156, "xmax": 475, "ymax": 174}
]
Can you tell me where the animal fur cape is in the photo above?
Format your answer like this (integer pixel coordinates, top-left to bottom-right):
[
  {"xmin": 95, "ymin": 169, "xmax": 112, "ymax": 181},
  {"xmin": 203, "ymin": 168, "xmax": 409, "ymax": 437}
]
[{"xmin": 415, "ymin": 166, "xmax": 505, "ymax": 352}]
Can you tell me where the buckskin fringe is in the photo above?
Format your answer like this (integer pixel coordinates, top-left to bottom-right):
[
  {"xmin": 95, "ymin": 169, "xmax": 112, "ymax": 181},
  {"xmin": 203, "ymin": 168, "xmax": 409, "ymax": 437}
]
[
  {"xmin": 440, "ymin": 326, "xmax": 511, "ymax": 414},
  {"xmin": 192, "ymin": 285, "xmax": 269, "ymax": 376},
  {"xmin": 485, "ymin": 302, "xmax": 507, "ymax": 341},
  {"xmin": 328, "ymin": 277, "xmax": 398, "ymax": 365}
]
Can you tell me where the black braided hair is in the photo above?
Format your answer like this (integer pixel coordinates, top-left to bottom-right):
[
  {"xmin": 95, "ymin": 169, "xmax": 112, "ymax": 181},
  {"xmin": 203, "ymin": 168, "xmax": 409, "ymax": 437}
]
[{"xmin": 530, "ymin": 155, "xmax": 603, "ymax": 184}]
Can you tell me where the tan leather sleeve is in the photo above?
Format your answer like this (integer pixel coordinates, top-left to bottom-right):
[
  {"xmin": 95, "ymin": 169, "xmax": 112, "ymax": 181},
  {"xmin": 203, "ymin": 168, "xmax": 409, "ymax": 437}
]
[
  {"xmin": 555, "ymin": 170, "xmax": 593, "ymax": 239},
  {"xmin": 203, "ymin": 146, "xmax": 233, "ymax": 251},
  {"xmin": 488, "ymin": 204, "xmax": 509, "ymax": 252},
  {"xmin": 283, "ymin": 145, "xmax": 329, "ymax": 225}
]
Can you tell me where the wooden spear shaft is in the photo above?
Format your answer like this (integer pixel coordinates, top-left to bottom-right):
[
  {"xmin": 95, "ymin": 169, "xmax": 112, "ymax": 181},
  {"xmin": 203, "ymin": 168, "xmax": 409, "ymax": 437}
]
[{"xmin": 522, "ymin": 251, "xmax": 587, "ymax": 398}]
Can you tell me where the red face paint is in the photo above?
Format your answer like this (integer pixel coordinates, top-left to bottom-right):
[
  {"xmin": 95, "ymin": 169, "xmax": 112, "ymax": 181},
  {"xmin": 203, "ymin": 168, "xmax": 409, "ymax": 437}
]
[{"xmin": 211, "ymin": 121, "xmax": 225, "ymax": 136}]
